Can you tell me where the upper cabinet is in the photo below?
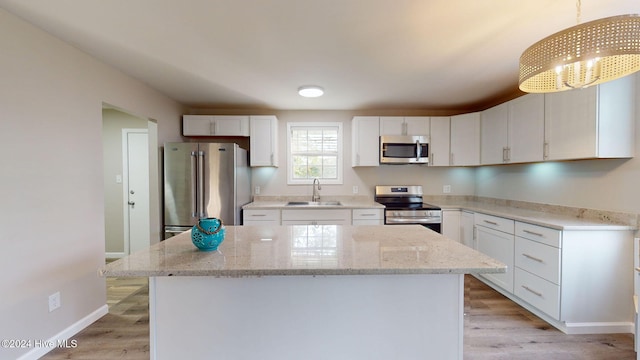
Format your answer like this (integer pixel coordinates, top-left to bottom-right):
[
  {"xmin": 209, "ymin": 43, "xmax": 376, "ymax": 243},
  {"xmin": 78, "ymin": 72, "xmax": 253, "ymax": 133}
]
[
  {"xmin": 544, "ymin": 75, "xmax": 635, "ymax": 161},
  {"xmin": 429, "ymin": 117, "xmax": 451, "ymax": 166},
  {"xmin": 481, "ymin": 94, "xmax": 544, "ymax": 165},
  {"xmin": 183, "ymin": 115, "xmax": 250, "ymax": 137},
  {"xmin": 380, "ymin": 116, "xmax": 430, "ymax": 136},
  {"xmin": 352, "ymin": 116, "xmax": 380, "ymax": 167},
  {"xmin": 250, "ymin": 115, "xmax": 278, "ymax": 167},
  {"xmin": 450, "ymin": 112, "xmax": 480, "ymax": 166}
]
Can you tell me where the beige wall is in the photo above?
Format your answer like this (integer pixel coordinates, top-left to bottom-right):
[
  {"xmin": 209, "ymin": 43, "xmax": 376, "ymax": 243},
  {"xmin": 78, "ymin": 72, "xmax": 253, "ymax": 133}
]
[{"xmin": 0, "ymin": 9, "xmax": 183, "ymax": 359}]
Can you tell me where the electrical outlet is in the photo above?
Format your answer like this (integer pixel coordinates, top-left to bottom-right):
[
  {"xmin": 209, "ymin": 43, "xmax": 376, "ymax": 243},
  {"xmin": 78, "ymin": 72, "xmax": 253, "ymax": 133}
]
[
  {"xmin": 48, "ymin": 292, "xmax": 61, "ymax": 312},
  {"xmin": 255, "ymin": 186, "xmax": 260, "ymax": 195},
  {"xmin": 443, "ymin": 185, "xmax": 451, "ymax": 194},
  {"xmin": 353, "ymin": 185, "xmax": 359, "ymax": 194}
]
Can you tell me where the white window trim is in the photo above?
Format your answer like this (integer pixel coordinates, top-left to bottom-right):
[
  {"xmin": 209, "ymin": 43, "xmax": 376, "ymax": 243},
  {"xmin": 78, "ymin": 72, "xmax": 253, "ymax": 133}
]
[{"xmin": 287, "ymin": 122, "xmax": 343, "ymax": 185}]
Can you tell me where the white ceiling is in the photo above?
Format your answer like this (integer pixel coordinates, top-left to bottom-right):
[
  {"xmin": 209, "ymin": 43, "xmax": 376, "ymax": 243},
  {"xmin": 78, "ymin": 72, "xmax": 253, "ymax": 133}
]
[{"xmin": 1, "ymin": 0, "xmax": 637, "ymax": 111}]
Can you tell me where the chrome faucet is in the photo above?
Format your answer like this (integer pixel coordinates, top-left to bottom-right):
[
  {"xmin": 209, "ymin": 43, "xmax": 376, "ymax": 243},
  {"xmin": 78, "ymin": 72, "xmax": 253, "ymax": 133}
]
[{"xmin": 312, "ymin": 178, "xmax": 321, "ymax": 202}]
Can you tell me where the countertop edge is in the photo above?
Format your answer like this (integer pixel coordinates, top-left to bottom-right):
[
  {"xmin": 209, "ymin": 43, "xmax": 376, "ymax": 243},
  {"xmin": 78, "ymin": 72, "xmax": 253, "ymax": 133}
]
[{"xmin": 100, "ymin": 267, "xmax": 506, "ymax": 278}]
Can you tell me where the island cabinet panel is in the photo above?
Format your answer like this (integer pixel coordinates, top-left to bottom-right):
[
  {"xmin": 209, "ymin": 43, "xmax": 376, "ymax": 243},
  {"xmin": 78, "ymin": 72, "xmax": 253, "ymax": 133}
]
[
  {"xmin": 351, "ymin": 116, "xmax": 380, "ymax": 167},
  {"xmin": 151, "ymin": 274, "xmax": 465, "ymax": 360},
  {"xmin": 544, "ymin": 75, "xmax": 635, "ymax": 161}
]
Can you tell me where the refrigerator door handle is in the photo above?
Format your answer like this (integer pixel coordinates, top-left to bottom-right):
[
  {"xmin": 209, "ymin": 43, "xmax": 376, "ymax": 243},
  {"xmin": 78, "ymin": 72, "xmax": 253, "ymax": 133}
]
[
  {"xmin": 197, "ymin": 150, "xmax": 205, "ymax": 218},
  {"xmin": 190, "ymin": 151, "xmax": 198, "ymax": 218}
]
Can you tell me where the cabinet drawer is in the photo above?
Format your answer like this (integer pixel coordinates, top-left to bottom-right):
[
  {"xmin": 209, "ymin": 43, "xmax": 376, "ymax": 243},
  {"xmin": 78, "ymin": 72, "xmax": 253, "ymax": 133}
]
[
  {"xmin": 352, "ymin": 209, "xmax": 383, "ymax": 220},
  {"xmin": 515, "ymin": 222, "xmax": 561, "ymax": 248},
  {"xmin": 515, "ymin": 237, "xmax": 561, "ymax": 284},
  {"xmin": 282, "ymin": 209, "xmax": 351, "ymax": 222},
  {"xmin": 475, "ymin": 213, "xmax": 514, "ymax": 234},
  {"xmin": 243, "ymin": 209, "xmax": 280, "ymax": 222},
  {"xmin": 514, "ymin": 268, "xmax": 560, "ymax": 320}
]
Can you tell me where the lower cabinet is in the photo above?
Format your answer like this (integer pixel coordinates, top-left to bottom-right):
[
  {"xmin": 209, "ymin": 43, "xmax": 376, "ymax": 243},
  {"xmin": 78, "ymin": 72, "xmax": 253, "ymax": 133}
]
[
  {"xmin": 244, "ymin": 207, "xmax": 382, "ymax": 226},
  {"xmin": 470, "ymin": 212, "xmax": 634, "ymax": 334},
  {"xmin": 441, "ymin": 210, "xmax": 461, "ymax": 242},
  {"xmin": 475, "ymin": 217, "xmax": 515, "ymax": 293},
  {"xmin": 352, "ymin": 209, "xmax": 383, "ymax": 225},
  {"xmin": 281, "ymin": 209, "xmax": 352, "ymax": 226},
  {"xmin": 243, "ymin": 209, "xmax": 280, "ymax": 226}
]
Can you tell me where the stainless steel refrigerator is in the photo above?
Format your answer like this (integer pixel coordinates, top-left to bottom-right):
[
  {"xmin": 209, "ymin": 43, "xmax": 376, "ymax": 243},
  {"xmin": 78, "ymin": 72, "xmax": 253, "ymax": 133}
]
[{"xmin": 163, "ymin": 142, "xmax": 250, "ymax": 238}]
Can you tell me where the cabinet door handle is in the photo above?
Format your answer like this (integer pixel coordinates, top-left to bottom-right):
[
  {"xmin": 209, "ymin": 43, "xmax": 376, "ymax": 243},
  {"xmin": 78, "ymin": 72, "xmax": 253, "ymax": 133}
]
[
  {"xmin": 523, "ymin": 229, "xmax": 544, "ymax": 237},
  {"xmin": 522, "ymin": 253, "xmax": 544, "ymax": 263},
  {"xmin": 521, "ymin": 285, "xmax": 543, "ymax": 297},
  {"xmin": 483, "ymin": 220, "xmax": 498, "ymax": 226},
  {"xmin": 503, "ymin": 147, "xmax": 508, "ymax": 162},
  {"xmin": 250, "ymin": 214, "xmax": 267, "ymax": 217},
  {"xmin": 360, "ymin": 213, "xmax": 376, "ymax": 216},
  {"xmin": 543, "ymin": 142, "xmax": 549, "ymax": 160},
  {"xmin": 356, "ymin": 154, "xmax": 360, "ymax": 166}
]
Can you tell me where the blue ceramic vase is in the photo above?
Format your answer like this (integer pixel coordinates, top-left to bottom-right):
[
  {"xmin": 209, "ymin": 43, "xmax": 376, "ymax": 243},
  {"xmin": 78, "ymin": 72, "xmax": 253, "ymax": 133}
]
[{"xmin": 191, "ymin": 218, "xmax": 225, "ymax": 251}]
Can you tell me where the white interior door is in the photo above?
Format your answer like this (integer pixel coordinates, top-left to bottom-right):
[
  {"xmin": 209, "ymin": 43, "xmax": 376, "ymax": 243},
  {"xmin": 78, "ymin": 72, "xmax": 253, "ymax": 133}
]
[{"xmin": 123, "ymin": 129, "xmax": 150, "ymax": 254}]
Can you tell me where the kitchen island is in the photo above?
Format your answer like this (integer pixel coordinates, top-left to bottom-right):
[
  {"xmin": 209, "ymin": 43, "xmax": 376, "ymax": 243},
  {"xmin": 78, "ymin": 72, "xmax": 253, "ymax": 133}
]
[{"xmin": 101, "ymin": 224, "xmax": 505, "ymax": 360}]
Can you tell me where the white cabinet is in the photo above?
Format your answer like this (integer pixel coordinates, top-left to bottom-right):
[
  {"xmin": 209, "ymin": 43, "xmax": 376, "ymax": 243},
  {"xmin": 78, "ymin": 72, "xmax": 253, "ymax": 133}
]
[
  {"xmin": 441, "ymin": 209, "xmax": 461, "ymax": 242},
  {"xmin": 469, "ymin": 212, "xmax": 634, "ymax": 334},
  {"xmin": 352, "ymin": 208, "xmax": 383, "ymax": 225},
  {"xmin": 250, "ymin": 115, "xmax": 278, "ymax": 167},
  {"xmin": 475, "ymin": 213, "xmax": 515, "ymax": 293},
  {"xmin": 509, "ymin": 94, "xmax": 545, "ymax": 163},
  {"xmin": 450, "ymin": 112, "xmax": 480, "ymax": 166},
  {"xmin": 281, "ymin": 209, "xmax": 351, "ymax": 225},
  {"xmin": 481, "ymin": 102, "xmax": 509, "ymax": 165},
  {"xmin": 351, "ymin": 116, "xmax": 380, "ymax": 167},
  {"xmin": 379, "ymin": 116, "xmax": 430, "ymax": 136},
  {"xmin": 460, "ymin": 211, "xmax": 475, "ymax": 249},
  {"xmin": 429, "ymin": 117, "xmax": 450, "ymax": 166},
  {"xmin": 243, "ymin": 209, "xmax": 281, "ymax": 226},
  {"xmin": 183, "ymin": 115, "xmax": 250, "ymax": 137},
  {"xmin": 544, "ymin": 75, "xmax": 635, "ymax": 161},
  {"xmin": 480, "ymin": 94, "xmax": 544, "ymax": 165}
]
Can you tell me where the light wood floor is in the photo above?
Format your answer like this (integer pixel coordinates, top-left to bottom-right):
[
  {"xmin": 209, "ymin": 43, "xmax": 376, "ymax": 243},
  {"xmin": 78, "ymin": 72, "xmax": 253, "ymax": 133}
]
[{"xmin": 41, "ymin": 275, "xmax": 635, "ymax": 359}]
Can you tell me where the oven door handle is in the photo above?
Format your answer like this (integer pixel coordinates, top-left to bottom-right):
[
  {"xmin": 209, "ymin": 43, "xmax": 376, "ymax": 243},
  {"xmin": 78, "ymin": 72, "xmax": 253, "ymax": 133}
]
[{"xmin": 385, "ymin": 218, "xmax": 441, "ymax": 225}]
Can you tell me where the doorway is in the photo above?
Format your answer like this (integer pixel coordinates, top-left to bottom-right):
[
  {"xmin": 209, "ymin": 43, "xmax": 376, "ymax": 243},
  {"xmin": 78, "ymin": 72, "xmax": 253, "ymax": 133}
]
[{"xmin": 102, "ymin": 106, "xmax": 158, "ymax": 259}]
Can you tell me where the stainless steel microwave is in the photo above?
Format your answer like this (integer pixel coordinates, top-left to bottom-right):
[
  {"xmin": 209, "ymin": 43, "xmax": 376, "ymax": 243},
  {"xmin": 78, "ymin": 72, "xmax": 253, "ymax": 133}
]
[{"xmin": 380, "ymin": 135, "xmax": 429, "ymax": 164}]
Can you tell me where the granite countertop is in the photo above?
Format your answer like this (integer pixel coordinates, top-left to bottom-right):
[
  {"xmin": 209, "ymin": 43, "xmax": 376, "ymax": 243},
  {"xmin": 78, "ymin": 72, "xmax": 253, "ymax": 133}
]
[
  {"xmin": 242, "ymin": 196, "xmax": 384, "ymax": 210},
  {"xmin": 428, "ymin": 199, "xmax": 637, "ymax": 231},
  {"xmin": 100, "ymin": 225, "xmax": 505, "ymax": 277}
]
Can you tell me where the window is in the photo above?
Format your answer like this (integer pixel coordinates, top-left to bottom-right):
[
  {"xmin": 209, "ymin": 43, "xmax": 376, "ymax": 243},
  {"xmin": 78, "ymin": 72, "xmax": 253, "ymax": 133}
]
[{"xmin": 287, "ymin": 122, "xmax": 343, "ymax": 184}]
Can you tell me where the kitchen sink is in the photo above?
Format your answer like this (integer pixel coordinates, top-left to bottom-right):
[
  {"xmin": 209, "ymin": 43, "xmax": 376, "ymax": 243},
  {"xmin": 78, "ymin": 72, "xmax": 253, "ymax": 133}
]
[{"xmin": 285, "ymin": 201, "xmax": 342, "ymax": 206}]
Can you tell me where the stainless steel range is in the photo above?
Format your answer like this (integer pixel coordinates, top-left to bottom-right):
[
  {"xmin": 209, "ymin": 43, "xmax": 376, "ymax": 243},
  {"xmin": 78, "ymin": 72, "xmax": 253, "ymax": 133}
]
[{"xmin": 374, "ymin": 185, "xmax": 442, "ymax": 233}]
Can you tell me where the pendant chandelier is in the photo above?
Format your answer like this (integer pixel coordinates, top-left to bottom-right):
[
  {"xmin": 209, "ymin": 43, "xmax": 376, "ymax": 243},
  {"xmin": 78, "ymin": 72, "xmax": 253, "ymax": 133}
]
[{"xmin": 519, "ymin": 1, "xmax": 640, "ymax": 93}]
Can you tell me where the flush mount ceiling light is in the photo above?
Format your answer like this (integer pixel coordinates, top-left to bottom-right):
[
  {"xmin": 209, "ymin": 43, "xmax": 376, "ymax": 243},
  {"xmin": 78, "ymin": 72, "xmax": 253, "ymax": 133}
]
[
  {"xmin": 519, "ymin": 0, "xmax": 640, "ymax": 93},
  {"xmin": 298, "ymin": 86, "xmax": 324, "ymax": 98}
]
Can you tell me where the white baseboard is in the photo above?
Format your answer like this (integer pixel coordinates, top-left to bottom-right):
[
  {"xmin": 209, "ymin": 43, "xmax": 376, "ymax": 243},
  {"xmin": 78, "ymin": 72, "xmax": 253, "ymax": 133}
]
[
  {"xmin": 106, "ymin": 252, "xmax": 126, "ymax": 259},
  {"xmin": 17, "ymin": 305, "xmax": 109, "ymax": 360},
  {"xmin": 563, "ymin": 322, "xmax": 634, "ymax": 335}
]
